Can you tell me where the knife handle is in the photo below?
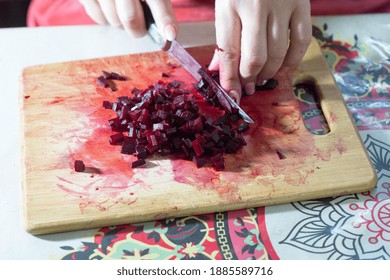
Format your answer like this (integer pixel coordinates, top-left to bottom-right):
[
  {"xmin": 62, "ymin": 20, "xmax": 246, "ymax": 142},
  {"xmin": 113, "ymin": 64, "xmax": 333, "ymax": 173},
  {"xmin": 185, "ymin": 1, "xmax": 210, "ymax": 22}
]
[
  {"xmin": 141, "ymin": 1, "xmax": 154, "ymax": 28},
  {"xmin": 141, "ymin": 1, "xmax": 171, "ymax": 51}
]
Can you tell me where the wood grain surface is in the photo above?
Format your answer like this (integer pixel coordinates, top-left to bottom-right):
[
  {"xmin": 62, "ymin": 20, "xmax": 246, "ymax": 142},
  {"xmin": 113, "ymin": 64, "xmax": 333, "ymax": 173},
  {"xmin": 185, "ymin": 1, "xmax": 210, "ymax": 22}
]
[{"xmin": 19, "ymin": 39, "xmax": 377, "ymax": 235}]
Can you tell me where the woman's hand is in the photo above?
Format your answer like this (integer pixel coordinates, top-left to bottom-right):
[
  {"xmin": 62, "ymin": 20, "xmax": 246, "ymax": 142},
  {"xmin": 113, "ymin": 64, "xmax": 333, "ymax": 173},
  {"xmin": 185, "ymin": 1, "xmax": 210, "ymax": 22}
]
[
  {"xmin": 79, "ymin": 0, "xmax": 178, "ymax": 40},
  {"xmin": 209, "ymin": 0, "xmax": 312, "ymax": 104}
]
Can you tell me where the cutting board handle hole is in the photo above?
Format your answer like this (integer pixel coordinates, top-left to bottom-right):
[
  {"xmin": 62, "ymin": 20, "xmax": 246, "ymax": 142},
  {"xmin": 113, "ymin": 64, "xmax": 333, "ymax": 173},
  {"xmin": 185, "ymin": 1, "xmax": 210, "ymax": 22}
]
[{"xmin": 292, "ymin": 80, "xmax": 330, "ymax": 135}]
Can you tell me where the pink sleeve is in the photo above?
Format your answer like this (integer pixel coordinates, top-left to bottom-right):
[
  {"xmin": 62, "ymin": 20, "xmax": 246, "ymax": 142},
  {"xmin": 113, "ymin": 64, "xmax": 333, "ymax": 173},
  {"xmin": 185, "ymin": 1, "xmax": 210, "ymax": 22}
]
[
  {"xmin": 27, "ymin": 0, "xmax": 390, "ymax": 27},
  {"xmin": 27, "ymin": 0, "xmax": 95, "ymax": 27},
  {"xmin": 27, "ymin": 0, "xmax": 215, "ymax": 27}
]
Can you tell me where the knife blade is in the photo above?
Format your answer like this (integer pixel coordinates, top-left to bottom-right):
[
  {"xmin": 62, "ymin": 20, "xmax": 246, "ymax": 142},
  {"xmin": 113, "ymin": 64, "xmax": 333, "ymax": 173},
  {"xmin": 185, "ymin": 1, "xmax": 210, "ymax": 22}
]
[{"xmin": 141, "ymin": 2, "xmax": 254, "ymax": 124}]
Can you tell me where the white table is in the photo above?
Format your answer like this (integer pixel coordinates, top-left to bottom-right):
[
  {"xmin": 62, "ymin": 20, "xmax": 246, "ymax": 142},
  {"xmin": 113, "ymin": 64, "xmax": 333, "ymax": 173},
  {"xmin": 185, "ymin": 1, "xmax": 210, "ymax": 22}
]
[{"xmin": 1, "ymin": 14, "xmax": 389, "ymax": 260}]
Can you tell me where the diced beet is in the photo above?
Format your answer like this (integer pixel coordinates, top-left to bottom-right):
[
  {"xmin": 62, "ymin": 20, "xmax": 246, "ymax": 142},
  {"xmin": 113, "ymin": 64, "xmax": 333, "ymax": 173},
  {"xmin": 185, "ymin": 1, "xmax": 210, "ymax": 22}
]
[
  {"xmin": 102, "ymin": 69, "xmax": 252, "ymax": 171},
  {"xmin": 147, "ymin": 134, "xmax": 159, "ymax": 147},
  {"xmin": 192, "ymin": 117, "xmax": 203, "ymax": 132},
  {"xmin": 102, "ymin": 70, "xmax": 128, "ymax": 81},
  {"xmin": 103, "ymin": 100, "xmax": 113, "ymax": 109},
  {"xmin": 153, "ymin": 122, "xmax": 165, "ymax": 132},
  {"xmin": 237, "ymin": 123, "xmax": 249, "ymax": 133},
  {"xmin": 146, "ymin": 143, "xmax": 159, "ymax": 154},
  {"xmin": 135, "ymin": 145, "xmax": 148, "ymax": 159},
  {"xmin": 154, "ymin": 132, "xmax": 165, "ymax": 144},
  {"xmin": 74, "ymin": 160, "xmax": 85, "ymax": 172},
  {"xmin": 167, "ymin": 80, "xmax": 180, "ymax": 89},
  {"xmin": 276, "ymin": 150, "xmax": 286, "ymax": 160},
  {"xmin": 192, "ymin": 138, "xmax": 204, "ymax": 157},
  {"xmin": 211, "ymin": 154, "xmax": 225, "ymax": 171},
  {"xmin": 97, "ymin": 76, "xmax": 110, "ymax": 88},
  {"xmin": 210, "ymin": 129, "xmax": 221, "ymax": 143},
  {"xmin": 128, "ymin": 109, "xmax": 142, "ymax": 121},
  {"xmin": 161, "ymin": 72, "xmax": 170, "ymax": 78},
  {"xmin": 131, "ymin": 159, "xmax": 146, "ymax": 168},
  {"xmin": 98, "ymin": 75, "xmax": 117, "ymax": 91},
  {"xmin": 109, "ymin": 133, "xmax": 124, "ymax": 145},
  {"xmin": 192, "ymin": 155, "xmax": 206, "ymax": 168},
  {"xmin": 172, "ymin": 137, "xmax": 182, "ymax": 150},
  {"xmin": 121, "ymin": 137, "xmax": 136, "ymax": 154},
  {"xmin": 166, "ymin": 126, "xmax": 177, "ymax": 135},
  {"xmin": 109, "ymin": 117, "xmax": 124, "ymax": 132},
  {"xmin": 181, "ymin": 145, "xmax": 191, "ymax": 158},
  {"xmin": 182, "ymin": 138, "xmax": 192, "ymax": 148}
]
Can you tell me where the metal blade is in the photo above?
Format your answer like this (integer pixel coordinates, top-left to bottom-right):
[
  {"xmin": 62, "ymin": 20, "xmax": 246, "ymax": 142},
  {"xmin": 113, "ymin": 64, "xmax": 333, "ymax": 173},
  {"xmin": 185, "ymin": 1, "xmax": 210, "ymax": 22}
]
[{"xmin": 167, "ymin": 41, "xmax": 254, "ymax": 123}]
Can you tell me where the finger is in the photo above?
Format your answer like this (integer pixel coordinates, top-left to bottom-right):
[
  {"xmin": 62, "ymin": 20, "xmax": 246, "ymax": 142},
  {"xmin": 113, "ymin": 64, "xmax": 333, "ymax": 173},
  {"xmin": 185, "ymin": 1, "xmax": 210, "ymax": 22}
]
[
  {"xmin": 256, "ymin": 12, "xmax": 289, "ymax": 82},
  {"xmin": 97, "ymin": 0, "xmax": 122, "ymax": 28},
  {"xmin": 283, "ymin": 3, "xmax": 312, "ymax": 68},
  {"xmin": 116, "ymin": 0, "xmax": 146, "ymax": 37},
  {"xmin": 79, "ymin": 0, "xmax": 108, "ymax": 25},
  {"xmin": 208, "ymin": 49, "xmax": 220, "ymax": 71},
  {"xmin": 238, "ymin": 3, "xmax": 267, "ymax": 96},
  {"xmin": 215, "ymin": 0, "xmax": 242, "ymax": 103},
  {"xmin": 147, "ymin": 0, "xmax": 178, "ymax": 41}
]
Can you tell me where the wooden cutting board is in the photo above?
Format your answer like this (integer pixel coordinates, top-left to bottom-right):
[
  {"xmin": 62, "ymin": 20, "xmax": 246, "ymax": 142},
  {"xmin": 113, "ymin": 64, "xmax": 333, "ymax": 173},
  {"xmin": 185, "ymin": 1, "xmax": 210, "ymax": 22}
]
[{"xmin": 20, "ymin": 39, "xmax": 377, "ymax": 235}]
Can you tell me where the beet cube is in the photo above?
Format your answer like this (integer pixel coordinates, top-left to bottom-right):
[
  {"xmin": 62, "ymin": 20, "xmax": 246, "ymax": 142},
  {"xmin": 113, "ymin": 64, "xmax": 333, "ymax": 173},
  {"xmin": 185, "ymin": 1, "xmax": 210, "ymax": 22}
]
[
  {"xmin": 210, "ymin": 129, "xmax": 221, "ymax": 143},
  {"xmin": 237, "ymin": 123, "xmax": 249, "ymax": 133},
  {"xmin": 146, "ymin": 143, "xmax": 159, "ymax": 154},
  {"xmin": 166, "ymin": 127, "xmax": 177, "ymax": 135},
  {"xmin": 192, "ymin": 138, "xmax": 205, "ymax": 157},
  {"xmin": 121, "ymin": 137, "xmax": 136, "ymax": 154},
  {"xmin": 74, "ymin": 160, "xmax": 85, "ymax": 172},
  {"xmin": 102, "ymin": 71, "xmax": 128, "ymax": 81},
  {"xmin": 103, "ymin": 101, "xmax": 113, "ymax": 109},
  {"xmin": 147, "ymin": 134, "xmax": 159, "ymax": 147},
  {"xmin": 108, "ymin": 117, "xmax": 126, "ymax": 132},
  {"xmin": 135, "ymin": 145, "xmax": 148, "ymax": 159},
  {"xmin": 192, "ymin": 117, "xmax": 203, "ymax": 132},
  {"xmin": 97, "ymin": 76, "xmax": 110, "ymax": 88},
  {"xmin": 153, "ymin": 122, "xmax": 165, "ymax": 132},
  {"xmin": 276, "ymin": 150, "xmax": 286, "ymax": 160},
  {"xmin": 167, "ymin": 80, "xmax": 180, "ymax": 89},
  {"xmin": 182, "ymin": 138, "xmax": 192, "ymax": 148},
  {"xmin": 131, "ymin": 159, "xmax": 146, "ymax": 168},
  {"xmin": 109, "ymin": 133, "xmax": 125, "ymax": 145},
  {"xmin": 192, "ymin": 155, "xmax": 206, "ymax": 168},
  {"xmin": 157, "ymin": 133, "xmax": 168, "ymax": 145},
  {"xmin": 212, "ymin": 154, "xmax": 225, "ymax": 171}
]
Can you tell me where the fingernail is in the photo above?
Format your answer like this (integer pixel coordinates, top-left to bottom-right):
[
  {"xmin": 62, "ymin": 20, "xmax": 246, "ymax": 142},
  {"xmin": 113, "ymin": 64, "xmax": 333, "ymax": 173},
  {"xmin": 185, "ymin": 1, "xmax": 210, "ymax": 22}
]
[
  {"xmin": 244, "ymin": 82, "xmax": 255, "ymax": 95},
  {"xmin": 164, "ymin": 24, "xmax": 176, "ymax": 41},
  {"xmin": 229, "ymin": 90, "xmax": 240, "ymax": 105},
  {"xmin": 256, "ymin": 80, "xmax": 267, "ymax": 86}
]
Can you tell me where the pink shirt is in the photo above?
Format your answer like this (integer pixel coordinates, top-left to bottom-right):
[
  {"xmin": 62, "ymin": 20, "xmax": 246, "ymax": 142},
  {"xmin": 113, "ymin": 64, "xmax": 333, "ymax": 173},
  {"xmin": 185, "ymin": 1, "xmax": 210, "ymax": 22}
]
[{"xmin": 27, "ymin": 0, "xmax": 390, "ymax": 27}]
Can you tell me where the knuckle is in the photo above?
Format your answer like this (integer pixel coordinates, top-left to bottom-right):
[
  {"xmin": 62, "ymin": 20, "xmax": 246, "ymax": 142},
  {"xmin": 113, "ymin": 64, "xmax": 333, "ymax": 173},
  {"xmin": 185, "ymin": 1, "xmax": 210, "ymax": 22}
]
[
  {"xmin": 296, "ymin": 35, "xmax": 312, "ymax": 47},
  {"xmin": 121, "ymin": 14, "xmax": 139, "ymax": 27},
  {"xmin": 219, "ymin": 49, "xmax": 240, "ymax": 63},
  {"xmin": 240, "ymin": 54, "xmax": 266, "ymax": 77},
  {"xmin": 220, "ymin": 74, "xmax": 238, "ymax": 86}
]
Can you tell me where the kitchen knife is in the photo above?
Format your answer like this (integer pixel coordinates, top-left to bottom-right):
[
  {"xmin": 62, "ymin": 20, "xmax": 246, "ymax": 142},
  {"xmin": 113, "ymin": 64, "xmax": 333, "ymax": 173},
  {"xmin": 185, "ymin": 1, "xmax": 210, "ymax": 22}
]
[{"xmin": 141, "ymin": 2, "xmax": 254, "ymax": 124}]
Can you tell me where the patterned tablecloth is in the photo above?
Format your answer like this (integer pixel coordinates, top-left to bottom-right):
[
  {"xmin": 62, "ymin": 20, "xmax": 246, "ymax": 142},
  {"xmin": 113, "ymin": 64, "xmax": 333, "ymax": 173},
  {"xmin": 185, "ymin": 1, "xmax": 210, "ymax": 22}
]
[{"xmin": 1, "ymin": 15, "xmax": 389, "ymax": 260}]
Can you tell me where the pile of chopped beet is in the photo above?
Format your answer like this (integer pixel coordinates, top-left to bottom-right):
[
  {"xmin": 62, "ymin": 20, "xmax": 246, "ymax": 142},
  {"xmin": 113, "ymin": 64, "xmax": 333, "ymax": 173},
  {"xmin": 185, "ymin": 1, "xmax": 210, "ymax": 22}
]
[{"xmin": 102, "ymin": 75, "xmax": 250, "ymax": 171}]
